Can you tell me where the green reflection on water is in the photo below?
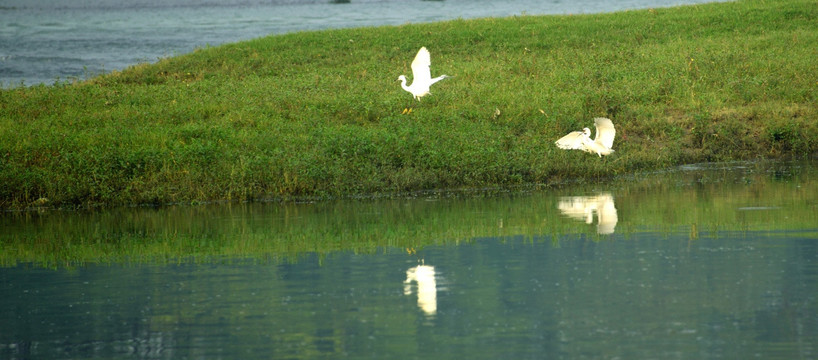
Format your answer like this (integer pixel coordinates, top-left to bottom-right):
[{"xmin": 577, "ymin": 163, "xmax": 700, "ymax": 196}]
[
  {"xmin": 1, "ymin": 160, "xmax": 817, "ymax": 268},
  {"xmin": 1, "ymin": 161, "xmax": 817, "ymax": 359}
]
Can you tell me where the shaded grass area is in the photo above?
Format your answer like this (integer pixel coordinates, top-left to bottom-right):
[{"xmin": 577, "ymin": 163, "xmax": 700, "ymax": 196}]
[
  {"xmin": 1, "ymin": 0, "xmax": 817, "ymax": 209},
  {"xmin": 2, "ymin": 159, "xmax": 817, "ymax": 268}
]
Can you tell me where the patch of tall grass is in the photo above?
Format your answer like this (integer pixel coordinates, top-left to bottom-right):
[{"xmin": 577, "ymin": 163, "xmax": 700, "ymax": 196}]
[{"xmin": 1, "ymin": 0, "xmax": 816, "ymax": 209}]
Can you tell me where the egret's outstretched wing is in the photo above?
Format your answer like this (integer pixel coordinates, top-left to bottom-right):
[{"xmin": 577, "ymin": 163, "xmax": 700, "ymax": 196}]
[
  {"xmin": 410, "ymin": 47, "xmax": 432, "ymax": 84},
  {"xmin": 555, "ymin": 130, "xmax": 589, "ymax": 150},
  {"xmin": 593, "ymin": 117, "xmax": 616, "ymax": 149},
  {"xmin": 428, "ymin": 74, "xmax": 450, "ymax": 85}
]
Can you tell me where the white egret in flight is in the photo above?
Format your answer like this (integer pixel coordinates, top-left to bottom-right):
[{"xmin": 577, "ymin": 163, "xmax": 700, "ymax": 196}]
[
  {"xmin": 555, "ymin": 117, "xmax": 616, "ymax": 157},
  {"xmin": 398, "ymin": 47, "xmax": 450, "ymax": 100}
]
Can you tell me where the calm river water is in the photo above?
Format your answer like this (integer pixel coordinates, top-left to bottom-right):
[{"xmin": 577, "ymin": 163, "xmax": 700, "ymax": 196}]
[
  {"xmin": 2, "ymin": 160, "xmax": 817, "ymax": 359},
  {"xmin": 1, "ymin": 0, "xmax": 727, "ymax": 87}
]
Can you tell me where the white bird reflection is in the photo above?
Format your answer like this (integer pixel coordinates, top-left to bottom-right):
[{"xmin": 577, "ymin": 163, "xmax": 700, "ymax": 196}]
[
  {"xmin": 558, "ymin": 193, "xmax": 618, "ymax": 234},
  {"xmin": 404, "ymin": 264, "xmax": 437, "ymax": 317}
]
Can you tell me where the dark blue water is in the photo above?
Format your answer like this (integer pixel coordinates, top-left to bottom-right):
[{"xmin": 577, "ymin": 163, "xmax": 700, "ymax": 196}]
[{"xmin": 1, "ymin": 0, "xmax": 726, "ymax": 87}]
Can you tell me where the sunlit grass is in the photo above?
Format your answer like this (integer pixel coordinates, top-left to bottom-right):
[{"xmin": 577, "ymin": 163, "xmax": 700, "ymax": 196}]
[{"xmin": 1, "ymin": 0, "xmax": 816, "ymax": 209}]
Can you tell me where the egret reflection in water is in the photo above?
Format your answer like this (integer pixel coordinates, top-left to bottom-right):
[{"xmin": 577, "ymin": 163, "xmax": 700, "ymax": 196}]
[
  {"xmin": 558, "ymin": 193, "xmax": 618, "ymax": 234},
  {"xmin": 404, "ymin": 264, "xmax": 438, "ymax": 316}
]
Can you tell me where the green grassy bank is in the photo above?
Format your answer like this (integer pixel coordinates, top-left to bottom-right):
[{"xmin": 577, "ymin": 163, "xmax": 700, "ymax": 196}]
[{"xmin": 1, "ymin": 0, "xmax": 816, "ymax": 209}]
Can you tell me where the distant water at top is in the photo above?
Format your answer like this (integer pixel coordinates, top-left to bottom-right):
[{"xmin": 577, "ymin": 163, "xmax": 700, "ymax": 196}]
[{"xmin": 1, "ymin": 0, "xmax": 724, "ymax": 87}]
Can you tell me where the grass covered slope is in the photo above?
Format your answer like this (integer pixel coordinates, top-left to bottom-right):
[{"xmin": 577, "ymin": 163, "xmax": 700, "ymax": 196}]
[{"xmin": 1, "ymin": 0, "xmax": 816, "ymax": 208}]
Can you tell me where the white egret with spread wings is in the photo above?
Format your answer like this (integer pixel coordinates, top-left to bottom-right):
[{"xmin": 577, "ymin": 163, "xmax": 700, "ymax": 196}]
[
  {"xmin": 555, "ymin": 117, "xmax": 616, "ymax": 157},
  {"xmin": 398, "ymin": 47, "xmax": 450, "ymax": 101}
]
